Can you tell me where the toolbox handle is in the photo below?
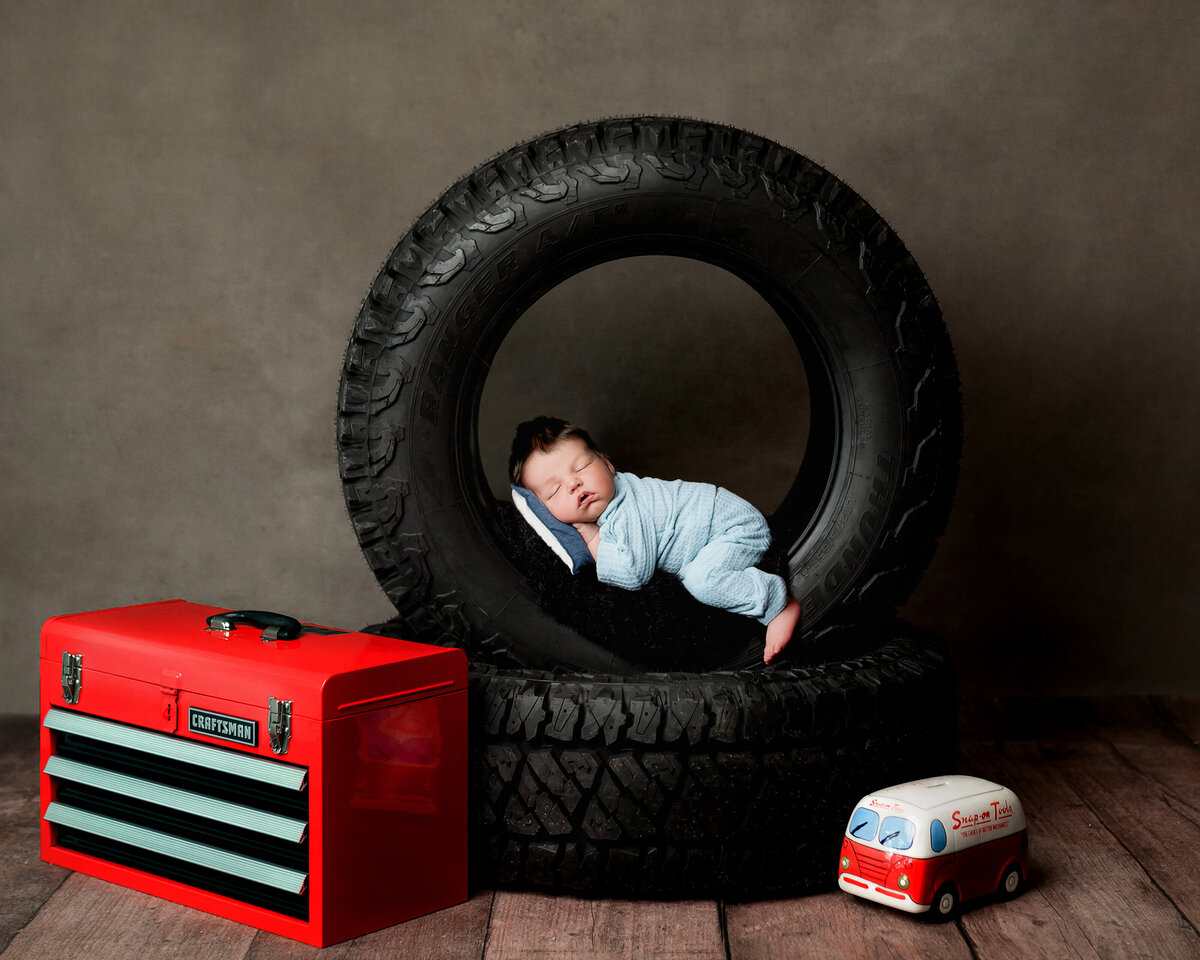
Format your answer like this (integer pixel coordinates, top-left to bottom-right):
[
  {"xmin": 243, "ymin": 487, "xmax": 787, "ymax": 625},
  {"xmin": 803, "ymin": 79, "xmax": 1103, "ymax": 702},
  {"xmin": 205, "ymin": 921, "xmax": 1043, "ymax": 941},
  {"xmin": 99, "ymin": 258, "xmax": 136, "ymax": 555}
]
[{"xmin": 205, "ymin": 609, "xmax": 303, "ymax": 642}]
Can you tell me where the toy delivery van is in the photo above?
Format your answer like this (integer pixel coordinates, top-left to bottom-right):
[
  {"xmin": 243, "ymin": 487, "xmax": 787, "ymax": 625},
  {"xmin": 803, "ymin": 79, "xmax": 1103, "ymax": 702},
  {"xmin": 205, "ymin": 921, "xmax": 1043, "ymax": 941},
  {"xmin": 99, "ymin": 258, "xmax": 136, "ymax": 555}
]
[{"xmin": 837, "ymin": 775, "xmax": 1029, "ymax": 919}]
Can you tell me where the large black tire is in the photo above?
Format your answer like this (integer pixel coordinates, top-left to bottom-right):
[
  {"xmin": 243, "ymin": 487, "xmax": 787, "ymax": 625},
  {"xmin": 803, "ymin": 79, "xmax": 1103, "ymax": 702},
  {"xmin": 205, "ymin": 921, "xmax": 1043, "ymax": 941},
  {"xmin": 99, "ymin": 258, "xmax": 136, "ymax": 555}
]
[
  {"xmin": 369, "ymin": 618, "xmax": 955, "ymax": 898},
  {"xmin": 339, "ymin": 117, "xmax": 961, "ymax": 671}
]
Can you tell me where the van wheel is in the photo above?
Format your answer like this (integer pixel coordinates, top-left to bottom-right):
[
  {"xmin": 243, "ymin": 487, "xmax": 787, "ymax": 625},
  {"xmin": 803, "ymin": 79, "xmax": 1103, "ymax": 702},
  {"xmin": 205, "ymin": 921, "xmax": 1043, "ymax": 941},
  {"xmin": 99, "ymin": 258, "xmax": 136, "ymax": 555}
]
[
  {"xmin": 930, "ymin": 885, "xmax": 958, "ymax": 921},
  {"xmin": 1000, "ymin": 864, "xmax": 1022, "ymax": 898}
]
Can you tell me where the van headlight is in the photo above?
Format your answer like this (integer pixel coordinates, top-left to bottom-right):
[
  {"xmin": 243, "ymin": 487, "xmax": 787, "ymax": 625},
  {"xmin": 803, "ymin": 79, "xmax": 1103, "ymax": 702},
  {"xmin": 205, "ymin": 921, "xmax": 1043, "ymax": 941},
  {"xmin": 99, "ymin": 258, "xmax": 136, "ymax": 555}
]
[
  {"xmin": 840, "ymin": 856, "xmax": 850, "ymax": 870},
  {"xmin": 897, "ymin": 874, "xmax": 910, "ymax": 889}
]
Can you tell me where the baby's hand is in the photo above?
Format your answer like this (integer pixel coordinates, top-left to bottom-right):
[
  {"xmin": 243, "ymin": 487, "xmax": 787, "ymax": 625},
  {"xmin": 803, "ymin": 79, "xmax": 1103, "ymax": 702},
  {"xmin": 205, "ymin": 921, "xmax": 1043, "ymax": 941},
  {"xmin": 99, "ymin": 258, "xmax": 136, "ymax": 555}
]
[{"xmin": 573, "ymin": 522, "xmax": 601, "ymax": 560}]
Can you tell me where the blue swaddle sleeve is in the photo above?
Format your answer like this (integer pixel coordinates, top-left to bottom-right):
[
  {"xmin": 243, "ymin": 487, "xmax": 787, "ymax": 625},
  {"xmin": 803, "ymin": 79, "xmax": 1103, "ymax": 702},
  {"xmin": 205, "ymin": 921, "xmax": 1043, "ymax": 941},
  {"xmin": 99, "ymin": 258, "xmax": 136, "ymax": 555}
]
[
  {"xmin": 511, "ymin": 486, "xmax": 595, "ymax": 575},
  {"xmin": 594, "ymin": 474, "xmax": 659, "ymax": 590}
]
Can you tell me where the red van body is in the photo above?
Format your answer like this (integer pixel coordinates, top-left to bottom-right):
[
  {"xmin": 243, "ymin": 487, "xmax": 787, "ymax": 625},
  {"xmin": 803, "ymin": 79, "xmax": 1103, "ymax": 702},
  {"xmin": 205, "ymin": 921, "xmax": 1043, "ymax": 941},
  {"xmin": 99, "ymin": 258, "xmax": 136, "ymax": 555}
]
[{"xmin": 837, "ymin": 775, "xmax": 1029, "ymax": 918}]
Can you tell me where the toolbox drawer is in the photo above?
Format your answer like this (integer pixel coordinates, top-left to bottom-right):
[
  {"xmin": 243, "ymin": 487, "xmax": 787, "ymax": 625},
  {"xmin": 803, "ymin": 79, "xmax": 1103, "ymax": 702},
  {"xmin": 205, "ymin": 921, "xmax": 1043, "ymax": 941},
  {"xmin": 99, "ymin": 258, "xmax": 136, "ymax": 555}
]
[{"xmin": 44, "ymin": 707, "xmax": 311, "ymax": 917}]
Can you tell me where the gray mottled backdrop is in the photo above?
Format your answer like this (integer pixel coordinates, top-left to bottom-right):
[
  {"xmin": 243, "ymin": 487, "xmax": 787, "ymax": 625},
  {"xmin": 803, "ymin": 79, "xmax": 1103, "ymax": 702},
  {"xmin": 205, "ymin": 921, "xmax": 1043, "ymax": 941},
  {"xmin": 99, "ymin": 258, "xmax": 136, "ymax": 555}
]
[{"xmin": 4, "ymin": 1, "xmax": 1198, "ymax": 711}]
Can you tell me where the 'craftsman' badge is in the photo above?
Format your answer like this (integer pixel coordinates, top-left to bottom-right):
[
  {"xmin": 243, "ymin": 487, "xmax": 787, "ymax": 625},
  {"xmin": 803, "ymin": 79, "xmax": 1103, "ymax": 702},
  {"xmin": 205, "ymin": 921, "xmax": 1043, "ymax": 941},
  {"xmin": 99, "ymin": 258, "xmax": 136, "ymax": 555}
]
[{"xmin": 188, "ymin": 707, "xmax": 258, "ymax": 747}]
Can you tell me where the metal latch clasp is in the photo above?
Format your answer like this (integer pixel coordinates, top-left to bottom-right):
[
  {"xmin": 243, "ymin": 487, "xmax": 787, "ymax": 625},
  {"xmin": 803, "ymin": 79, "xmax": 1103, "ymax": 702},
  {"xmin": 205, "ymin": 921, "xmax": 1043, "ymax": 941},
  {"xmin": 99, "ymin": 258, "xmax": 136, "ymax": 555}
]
[
  {"xmin": 267, "ymin": 697, "xmax": 292, "ymax": 755},
  {"xmin": 61, "ymin": 652, "xmax": 82, "ymax": 704},
  {"xmin": 160, "ymin": 670, "xmax": 182, "ymax": 732}
]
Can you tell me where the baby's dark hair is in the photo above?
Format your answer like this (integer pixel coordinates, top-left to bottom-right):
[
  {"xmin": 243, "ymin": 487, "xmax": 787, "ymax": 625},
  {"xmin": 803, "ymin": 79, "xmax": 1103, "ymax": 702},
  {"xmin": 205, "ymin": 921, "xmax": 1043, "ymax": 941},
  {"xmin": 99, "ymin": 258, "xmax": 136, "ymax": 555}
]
[{"xmin": 509, "ymin": 416, "xmax": 601, "ymax": 486}]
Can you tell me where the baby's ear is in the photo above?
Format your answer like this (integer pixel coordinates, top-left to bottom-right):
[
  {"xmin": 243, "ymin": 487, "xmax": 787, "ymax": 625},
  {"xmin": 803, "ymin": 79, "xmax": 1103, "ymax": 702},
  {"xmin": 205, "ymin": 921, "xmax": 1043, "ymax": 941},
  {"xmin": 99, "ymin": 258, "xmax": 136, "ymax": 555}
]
[{"xmin": 603, "ymin": 456, "xmax": 615, "ymax": 474}]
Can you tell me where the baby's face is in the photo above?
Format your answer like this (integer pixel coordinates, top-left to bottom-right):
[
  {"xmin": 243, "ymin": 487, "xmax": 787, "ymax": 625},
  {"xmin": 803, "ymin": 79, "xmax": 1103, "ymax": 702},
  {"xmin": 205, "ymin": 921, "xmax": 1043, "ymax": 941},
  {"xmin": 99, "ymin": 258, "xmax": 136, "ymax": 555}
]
[{"xmin": 522, "ymin": 436, "xmax": 616, "ymax": 525}]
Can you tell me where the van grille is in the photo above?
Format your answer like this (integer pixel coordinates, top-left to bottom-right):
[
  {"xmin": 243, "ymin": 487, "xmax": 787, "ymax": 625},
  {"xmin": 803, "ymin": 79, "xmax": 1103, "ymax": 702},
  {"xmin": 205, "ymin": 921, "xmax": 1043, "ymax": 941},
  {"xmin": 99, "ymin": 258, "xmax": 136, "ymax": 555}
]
[
  {"xmin": 43, "ymin": 707, "xmax": 310, "ymax": 919},
  {"xmin": 852, "ymin": 845, "xmax": 892, "ymax": 884}
]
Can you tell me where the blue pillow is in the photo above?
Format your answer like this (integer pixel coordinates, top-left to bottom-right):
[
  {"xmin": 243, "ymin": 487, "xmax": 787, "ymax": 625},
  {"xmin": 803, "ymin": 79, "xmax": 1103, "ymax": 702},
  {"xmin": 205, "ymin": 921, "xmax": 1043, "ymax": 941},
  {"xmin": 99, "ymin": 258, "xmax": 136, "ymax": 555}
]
[{"xmin": 511, "ymin": 486, "xmax": 594, "ymax": 575}]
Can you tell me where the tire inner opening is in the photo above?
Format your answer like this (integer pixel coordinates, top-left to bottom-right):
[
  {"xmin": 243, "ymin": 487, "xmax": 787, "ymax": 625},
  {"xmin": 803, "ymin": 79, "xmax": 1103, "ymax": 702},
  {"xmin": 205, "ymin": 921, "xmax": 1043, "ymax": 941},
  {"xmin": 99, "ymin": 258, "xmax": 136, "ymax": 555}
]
[{"xmin": 478, "ymin": 255, "xmax": 811, "ymax": 516}]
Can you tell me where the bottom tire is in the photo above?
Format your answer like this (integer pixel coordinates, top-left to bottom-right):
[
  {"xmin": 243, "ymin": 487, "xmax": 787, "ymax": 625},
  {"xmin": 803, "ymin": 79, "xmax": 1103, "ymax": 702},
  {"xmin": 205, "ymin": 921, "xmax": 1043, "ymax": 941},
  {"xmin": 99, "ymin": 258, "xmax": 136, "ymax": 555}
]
[{"xmin": 368, "ymin": 618, "xmax": 956, "ymax": 898}]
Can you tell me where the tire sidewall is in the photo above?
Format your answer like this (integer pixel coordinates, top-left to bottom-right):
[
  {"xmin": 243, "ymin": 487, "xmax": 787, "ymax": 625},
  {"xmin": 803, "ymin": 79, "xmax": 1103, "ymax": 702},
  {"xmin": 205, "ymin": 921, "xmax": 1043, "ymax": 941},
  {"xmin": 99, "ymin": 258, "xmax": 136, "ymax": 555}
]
[{"xmin": 341, "ymin": 119, "xmax": 958, "ymax": 670}]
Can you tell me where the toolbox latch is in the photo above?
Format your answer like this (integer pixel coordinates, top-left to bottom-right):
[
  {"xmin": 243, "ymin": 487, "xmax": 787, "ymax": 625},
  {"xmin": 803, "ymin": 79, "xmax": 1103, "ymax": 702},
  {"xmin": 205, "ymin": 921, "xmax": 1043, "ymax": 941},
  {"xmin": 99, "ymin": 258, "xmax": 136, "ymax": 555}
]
[
  {"xmin": 160, "ymin": 670, "xmax": 181, "ymax": 733},
  {"xmin": 268, "ymin": 697, "xmax": 292, "ymax": 756},
  {"xmin": 60, "ymin": 652, "xmax": 82, "ymax": 704}
]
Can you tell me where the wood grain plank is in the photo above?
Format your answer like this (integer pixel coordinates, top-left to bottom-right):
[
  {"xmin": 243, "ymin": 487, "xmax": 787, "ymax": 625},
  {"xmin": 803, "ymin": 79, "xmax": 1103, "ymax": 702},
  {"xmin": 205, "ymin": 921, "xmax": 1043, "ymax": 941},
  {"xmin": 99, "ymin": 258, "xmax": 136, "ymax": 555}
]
[
  {"xmin": 244, "ymin": 889, "xmax": 494, "ymax": 959},
  {"xmin": 0, "ymin": 874, "xmax": 257, "ymax": 960},
  {"xmin": 1033, "ymin": 701, "xmax": 1200, "ymax": 927},
  {"xmin": 0, "ymin": 717, "xmax": 70, "ymax": 953},
  {"xmin": 1086, "ymin": 697, "xmax": 1195, "ymax": 746},
  {"xmin": 0, "ymin": 818, "xmax": 69, "ymax": 954},
  {"xmin": 958, "ymin": 736, "xmax": 1200, "ymax": 959},
  {"xmin": 1151, "ymin": 697, "xmax": 1200, "ymax": 745},
  {"xmin": 725, "ymin": 890, "xmax": 971, "ymax": 960},
  {"xmin": 956, "ymin": 885, "xmax": 1104, "ymax": 960},
  {"xmin": 483, "ymin": 891, "xmax": 724, "ymax": 960}
]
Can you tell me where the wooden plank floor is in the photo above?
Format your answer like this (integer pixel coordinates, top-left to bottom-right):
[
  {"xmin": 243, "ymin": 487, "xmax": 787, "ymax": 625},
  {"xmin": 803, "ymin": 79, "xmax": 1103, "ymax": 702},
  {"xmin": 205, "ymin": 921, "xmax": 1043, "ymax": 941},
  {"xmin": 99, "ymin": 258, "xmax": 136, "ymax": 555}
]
[{"xmin": 2, "ymin": 697, "xmax": 1198, "ymax": 958}]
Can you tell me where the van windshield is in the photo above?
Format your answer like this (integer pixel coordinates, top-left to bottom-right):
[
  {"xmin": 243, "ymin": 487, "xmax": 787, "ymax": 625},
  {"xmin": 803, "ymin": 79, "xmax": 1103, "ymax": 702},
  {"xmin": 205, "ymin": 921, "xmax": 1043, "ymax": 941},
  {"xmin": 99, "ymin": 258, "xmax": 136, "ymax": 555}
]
[
  {"xmin": 848, "ymin": 808, "xmax": 879, "ymax": 841},
  {"xmin": 880, "ymin": 816, "xmax": 915, "ymax": 850}
]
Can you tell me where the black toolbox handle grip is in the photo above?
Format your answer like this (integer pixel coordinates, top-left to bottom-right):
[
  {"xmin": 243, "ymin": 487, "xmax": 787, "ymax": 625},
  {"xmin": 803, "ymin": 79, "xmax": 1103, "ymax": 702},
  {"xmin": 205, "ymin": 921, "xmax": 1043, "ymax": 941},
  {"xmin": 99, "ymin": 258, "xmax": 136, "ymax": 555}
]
[{"xmin": 205, "ymin": 610, "xmax": 303, "ymax": 642}]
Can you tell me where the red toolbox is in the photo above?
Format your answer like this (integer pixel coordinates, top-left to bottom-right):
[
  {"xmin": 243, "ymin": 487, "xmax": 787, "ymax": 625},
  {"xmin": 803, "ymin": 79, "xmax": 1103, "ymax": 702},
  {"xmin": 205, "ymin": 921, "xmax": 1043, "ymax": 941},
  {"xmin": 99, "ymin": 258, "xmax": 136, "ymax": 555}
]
[{"xmin": 39, "ymin": 600, "xmax": 468, "ymax": 947}]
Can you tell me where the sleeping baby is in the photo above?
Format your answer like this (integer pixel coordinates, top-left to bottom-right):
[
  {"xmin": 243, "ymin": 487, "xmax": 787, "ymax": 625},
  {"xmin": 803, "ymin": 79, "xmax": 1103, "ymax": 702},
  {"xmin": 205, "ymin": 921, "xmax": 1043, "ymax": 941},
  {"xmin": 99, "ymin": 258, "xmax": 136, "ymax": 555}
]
[{"xmin": 509, "ymin": 416, "xmax": 802, "ymax": 664}]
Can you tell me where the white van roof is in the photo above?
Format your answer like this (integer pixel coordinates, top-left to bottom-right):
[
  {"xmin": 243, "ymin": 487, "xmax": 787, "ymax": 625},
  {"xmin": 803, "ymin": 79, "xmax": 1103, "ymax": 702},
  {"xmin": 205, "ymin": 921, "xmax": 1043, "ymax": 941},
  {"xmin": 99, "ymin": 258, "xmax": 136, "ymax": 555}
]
[
  {"xmin": 847, "ymin": 775, "xmax": 1026, "ymax": 856},
  {"xmin": 871, "ymin": 775, "xmax": 1006, "ymax": 810}
]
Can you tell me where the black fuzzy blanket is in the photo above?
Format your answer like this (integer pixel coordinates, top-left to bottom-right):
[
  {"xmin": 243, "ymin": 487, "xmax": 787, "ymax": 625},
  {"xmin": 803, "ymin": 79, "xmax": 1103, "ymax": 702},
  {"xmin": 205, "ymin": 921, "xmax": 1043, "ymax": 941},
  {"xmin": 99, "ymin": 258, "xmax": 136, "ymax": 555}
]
[{"xmin": 493, "ymin": 502, "xmax": 788, "ymax": 670}]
